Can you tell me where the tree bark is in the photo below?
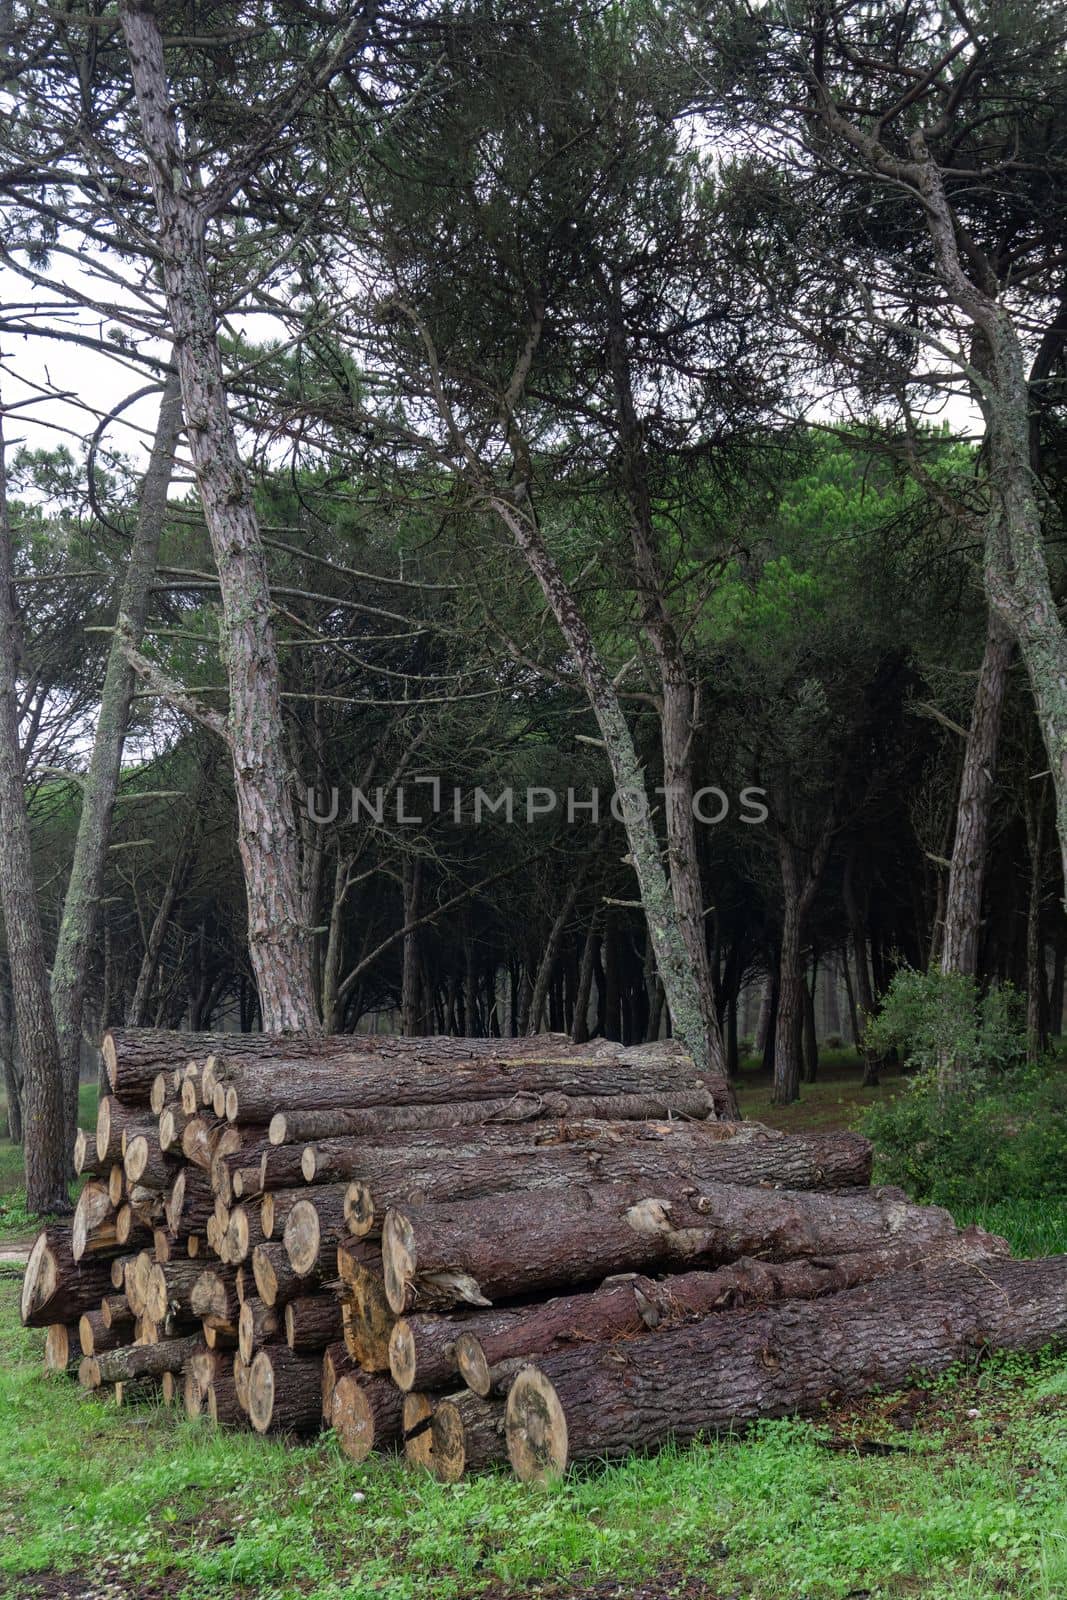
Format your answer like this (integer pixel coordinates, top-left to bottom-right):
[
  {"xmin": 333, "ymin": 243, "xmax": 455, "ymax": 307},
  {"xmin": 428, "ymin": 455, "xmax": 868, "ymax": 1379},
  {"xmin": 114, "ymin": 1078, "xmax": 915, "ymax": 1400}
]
[
  {"xmin": 492, "ymin": 495, "xmax": 729, "ymax": 1101},
  {"xmin": 270, "ymin": 1084, "xmax": 714, "ymax": 1148},
  {"xmin": 940, "ymin": 610, "xmax": 1014, "ymax": 976},
  {"xmin": 348, "ymin": 1125, "xmax": 872, "ymax": 1239},
  {"xmin": 21, "ymin": 1225, "xmax": 116, "ymax": 1327},
  {"xmin": 454, "ymin": 1225, "xmax": 1004, "ymax": 1397},
  {"xmin": 504, "ymin": 1254, "xmax": 1067, "ymax": 1478},
  {"xmin": 217, "ymin": 1039, "xmax": 725, "ymax": 1123},
  {"xmin": 118, "ymin": 2, "xmax": 319, "ymax": 1031},
  {"xmin": 0, "ymin": 411, "xmax": 68, "ymax": 1213},
  {"xmin": 51, "ymin": 369, "xmax": 183, "ymax": 1160},
  {"xmin": 381, "ymin": 1178, "xmax": 958, "ymax": 1312}
]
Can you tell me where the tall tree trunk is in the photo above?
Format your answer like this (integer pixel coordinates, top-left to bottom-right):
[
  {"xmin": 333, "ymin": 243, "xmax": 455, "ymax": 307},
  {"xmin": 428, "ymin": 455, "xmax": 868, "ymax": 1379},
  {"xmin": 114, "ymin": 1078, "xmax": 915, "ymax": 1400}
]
[
  {"xmin": 119, "ymin": 3, "xmax": 319, "ymax": 1032},
  {"xmin": 773, "ymin": 852, "xmax": 804, "ymax": 1106},
  {"xmin": 599, "ymin": 279, "xmax": 727, "ymax": 1080},
  {"xmin": 0, "ymin": 977, "xmax": 21, "ymax": 1144},
  {"xmin": 50, "ymin": 368, "xmax": 182, "ymax": 1161},
  {"xmin": 493, "ymin": 497, "xmax": 731, "ymax": 1111},
  {"xmin": 0, "ymin": 410, "xmax": 68, "ymax": 1213},
  {"xmin": 801, "ymin": 956, "xmax": 819, "ymax": 1084},
  {"xmin": 843, "ymin": 847, "xmax": 880, "ymax": 1086},
  {"xmin": 1024, "ymin": 776, "xmax": 1049, "ymax": 1063},
  {"xmin": 400, "ymin": 855, "xmax": 423, "ymax": 1037},
  {"xmin": 125, "ymin": 797, "xmax": 198, "ymax": 1028},
  {"xmin": 527, "ymin": 870, "xmax": 586, "ymax": 1035},
  {"xmin": 815, "ymin": 97, "xmax": 1067, "ymax": 900},
  {"xmin": 1049, "ymin": 924, "xmax": 1065, "ymax": 1037},
  {"xmin": 940, "ymin": 610, "xmax": 1013, "ymax": 977},
  {"xmin": 571, "ymin": 912, "xmax": 600, "ymax": 1045}
]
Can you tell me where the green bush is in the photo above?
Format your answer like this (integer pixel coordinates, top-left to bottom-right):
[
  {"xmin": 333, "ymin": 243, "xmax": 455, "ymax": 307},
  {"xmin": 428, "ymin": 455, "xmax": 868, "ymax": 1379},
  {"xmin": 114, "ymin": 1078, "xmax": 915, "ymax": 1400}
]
[{"xmin": 862, "ymin": 969, "xmax": 1067, "ymax": 1214}]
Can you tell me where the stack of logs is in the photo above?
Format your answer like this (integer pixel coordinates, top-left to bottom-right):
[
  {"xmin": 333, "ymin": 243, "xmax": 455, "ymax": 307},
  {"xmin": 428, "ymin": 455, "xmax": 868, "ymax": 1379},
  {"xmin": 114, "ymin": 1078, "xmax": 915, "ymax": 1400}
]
[{"xmin": 21, "ymin": 1028, "xmax": 1067, "ymax": 1481}]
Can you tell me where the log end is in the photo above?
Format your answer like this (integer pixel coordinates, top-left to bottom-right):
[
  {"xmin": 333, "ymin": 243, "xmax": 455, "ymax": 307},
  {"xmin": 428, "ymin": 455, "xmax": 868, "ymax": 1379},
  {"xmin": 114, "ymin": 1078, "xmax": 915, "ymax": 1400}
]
[
  {"xmin": 401, "ymin": 1392, "xmax": 435, "ymax": 1470},
  {"xmin": 300, "ymin": 1146, "xmax": 316, "ymax": 1183},
  {"xmin": 454, "ymin": 1332, "xmax": 492, "ymax": 1399},
  {"xmin": 430, "ymin": 1400, "xmax": 467, "ymax": 1482},
  {"xmin": 344, "ymin": 1183, "xmax": 374, "ymax": 1239},
  {"xmin": 20, "ymin": 1229, "xmax": 54, "ymax": 1325},
  {"xmin": 387, "ymin": 1319, "xmax": 418, "ymax": 1392},
  {"xmin": 331, "ymin": 1374, "xmax": 375, "ymax": 1463},
  {"xmin": 268, "ymin": 1114, "xmax": 288, "ymax": 1146},
  {"xmin": 101, "ymin": 1032, "xmax": 118, "ymax": 1092},
  {"xmin": 505, "ymin": 1366, "xmax": 569, "ymax": 1482},
  {"xmin": 283, "ymin": 1200, "xmax": 320, "ymax": 1279},
  {"xmin": 382, "ymin": 1210, "xmax": 416, "ymax": 1315},
  {"xmin": 44, "ymin": 1324, "xmax": 71, "ymax": 1372},
  {"xmin": 247, "ymin": 1350, "xmax": 275, "ymax": 1434}
]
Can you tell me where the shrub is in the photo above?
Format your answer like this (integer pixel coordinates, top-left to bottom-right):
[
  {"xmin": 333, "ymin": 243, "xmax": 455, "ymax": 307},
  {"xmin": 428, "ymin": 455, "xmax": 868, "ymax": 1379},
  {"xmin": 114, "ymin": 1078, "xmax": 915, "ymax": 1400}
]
[{"xmin": 862, "ymin": 969, "xmax": 1066, "ymax": 1214}]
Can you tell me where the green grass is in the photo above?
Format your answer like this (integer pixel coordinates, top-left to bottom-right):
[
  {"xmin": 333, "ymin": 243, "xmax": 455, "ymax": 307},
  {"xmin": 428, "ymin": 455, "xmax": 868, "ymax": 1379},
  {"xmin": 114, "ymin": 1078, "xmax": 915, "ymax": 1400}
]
[
  {"xmin": 0, "ymin": 1081, "xmax": 97, "ymax": 1242},
  {"xmin": 0, "ymin": 1273, "xmax": 1063, "ymax": 1600}
]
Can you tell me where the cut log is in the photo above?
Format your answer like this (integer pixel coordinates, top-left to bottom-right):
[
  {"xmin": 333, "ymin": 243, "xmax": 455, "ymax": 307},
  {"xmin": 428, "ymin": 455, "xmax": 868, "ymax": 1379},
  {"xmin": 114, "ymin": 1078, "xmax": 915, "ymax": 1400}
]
[
  {"xmin": 233, "ymin": 1351, "xmax": 252, "ymax": 1412},
  {"xmin": 401, "ymin": 1392, "xmax": 434, "ymax": 1469},
  {"xmin": 96, "ymin": 1097, "xmax": 156, "ymax": 1163},
  {"xmin": 239, "ymin": 1297, "xmax": 282, "ymax": 1363},
  {"xmin": 80, "ymin": 1332, "xmax": 201, "ymax": 1388},
  {"xmin": 78, "ymin": 1309, "xmax": 127, "ymax": 1357},
  {"xmin": 114, "ymin": 1204, "xmax": 153, "ymax": 1252},
  {"xmin": 124, "ymin": 1132, "xmax": 178, "ymax": 1192},
  {"xmin": 21, "ymin": 1227, "xmax": 116, "ymax": 1327},
  {"xmin": 224, "ymin": 1203, "xmax": 265, "ymax": 1264},
  {"xmin": 73, "ymin": 1127, "xmax": 108, "ymax": 1179},
  {"xmin": 431, "ymin": 1393, "xmax": 509, "ymax": 1481},
  {"xmin": 191, "ymin": 1268, "xmax": 240, "ymax": 1325},
  {"xmin": 331, "ymin": 1372, "xmax": 403, "ymax": 1462},
  {"xmin": 387, "ymin": 1306, "xmax": 527, "ymax": 1393},
  {"xmin": 124, "ymin": 1251, "xmax": 156, "ymax": 1319},
  {"xmin": 504, "ymin": 1254, "xmax": 1067, "ymax": 1479},
  {"xmin": 382, "ymin": 1181, "xmax": 960, "ymax": 1312},
  {"xmin": 342, "ymin": 1126, "xmax": 875, "ymax": 1240},
  {"xmin": 158, "ymin": 1104, "xmax": 193, "ymax": 1152},
  {"xmin": 110, "ymin": 1254, "xmax": 135, "ymax": 1292},
  {"xmin": 271, "ymin": 1086, "xmax": 716, "ymax": 1146},
  {"xmin": 285, "ymin": 1293, "xmax": 344, "ymax": 1352},
  {"xmin": 322, "ymin": 1340, "xmax": 360, "ymax": 1422},
  {"xmin": 107, "ymin": 1166, "xmax": 125, "ymax": 1208},
  {"xmin": 251, "ymin": 1241, "xmax": 321, "ymax": 1308},
  {"xmin": 100, "ymin": 1293, "xmax": 133, "ymax": 1333},
  {"xmin": 165, "ymin": 1168, "xmax": 215, "ymax": 1236},
  {"xmin": 452, "ymin": 1230, "xmax": 1008, "ymax": 1396},
  {"xmin": 283, "ymin": 1191, "xmax": 352, "ymax": 1276},
  {"xmin": 336, "ymin": 1244, "xmax": 394, "ymax": 1371},
  {"xmin": 247, "ymin": 1346, "xmax": 323, "ymax": 1435},
  {"xmin": 44, "ymin": 1323, "xmax": 78, "ymax": 1374},
  {"xmin": 71, "ymin": 1183, "xmax": 121, "ymax": 1262},
  {"xmin": 180, "ymin": 1116, "xmax": 217, "ymax": 1171},
  {"xmin": 203, "ymin": 1321, "xmax": 238, "ymax": 1350},
  {"xmin": 206, "ymin": 1366, "xmax": 244, "ymax": 1426},
  {"xmin": 145, "ymin": 1259, "xmax": 203, "ymax": 1323},
  {"xmin": 261, "ymin": 1186, "xmax": 312, "ymax": 1240},
  {"xmin": 219, "ymin": 1042, "xmax": 718, "ymax": 1123}
]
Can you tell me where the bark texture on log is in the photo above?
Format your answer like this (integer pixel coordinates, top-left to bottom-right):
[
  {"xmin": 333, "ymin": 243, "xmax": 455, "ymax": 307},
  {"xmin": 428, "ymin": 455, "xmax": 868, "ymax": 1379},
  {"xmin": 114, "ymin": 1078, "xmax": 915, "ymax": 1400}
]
[
  {"xmin": 22, "ymin": 1227, "xmax": 116, "ymax": 1327},
  {"xmin": 382, "ymin": 1180, "xmax": 958, "ymax": 1311},
  {"xmin": 455, "ymin": 1228, "xmax": 1007, "ymax": 1396},
  {"xmin": 431, "ymin": 1393, "xmax": 509, "ymax": 1481},
  {"xmin": 219, "ymin": 1044, "xmax": 715, "ymax": 1123},
  {"xmin": 505, "ymin": 1255, "xmax": 1067, "ymax": 1478},
  {"xmin": 247, "ymin": 1347, "xmax": 323, "ymax": 1434},
  {"xmin": 270, "ymin": 1086, "xmax": 715, "ymax": 1146}
]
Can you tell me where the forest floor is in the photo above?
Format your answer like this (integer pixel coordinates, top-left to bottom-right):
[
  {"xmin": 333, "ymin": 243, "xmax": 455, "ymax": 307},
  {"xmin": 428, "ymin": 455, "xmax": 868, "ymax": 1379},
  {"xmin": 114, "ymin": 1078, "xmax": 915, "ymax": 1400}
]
[{"xmin": 0, "ymin": 1057, "xmax": 1064, "ymax": 1599}]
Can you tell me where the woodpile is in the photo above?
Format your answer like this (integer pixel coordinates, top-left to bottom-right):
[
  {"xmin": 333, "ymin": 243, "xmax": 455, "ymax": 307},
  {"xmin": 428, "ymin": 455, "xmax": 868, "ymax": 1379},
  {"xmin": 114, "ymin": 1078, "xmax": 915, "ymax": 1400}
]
[{"xmin": 22, "ymin": 1027, "xmax": 1067, "ymax": 1479}]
